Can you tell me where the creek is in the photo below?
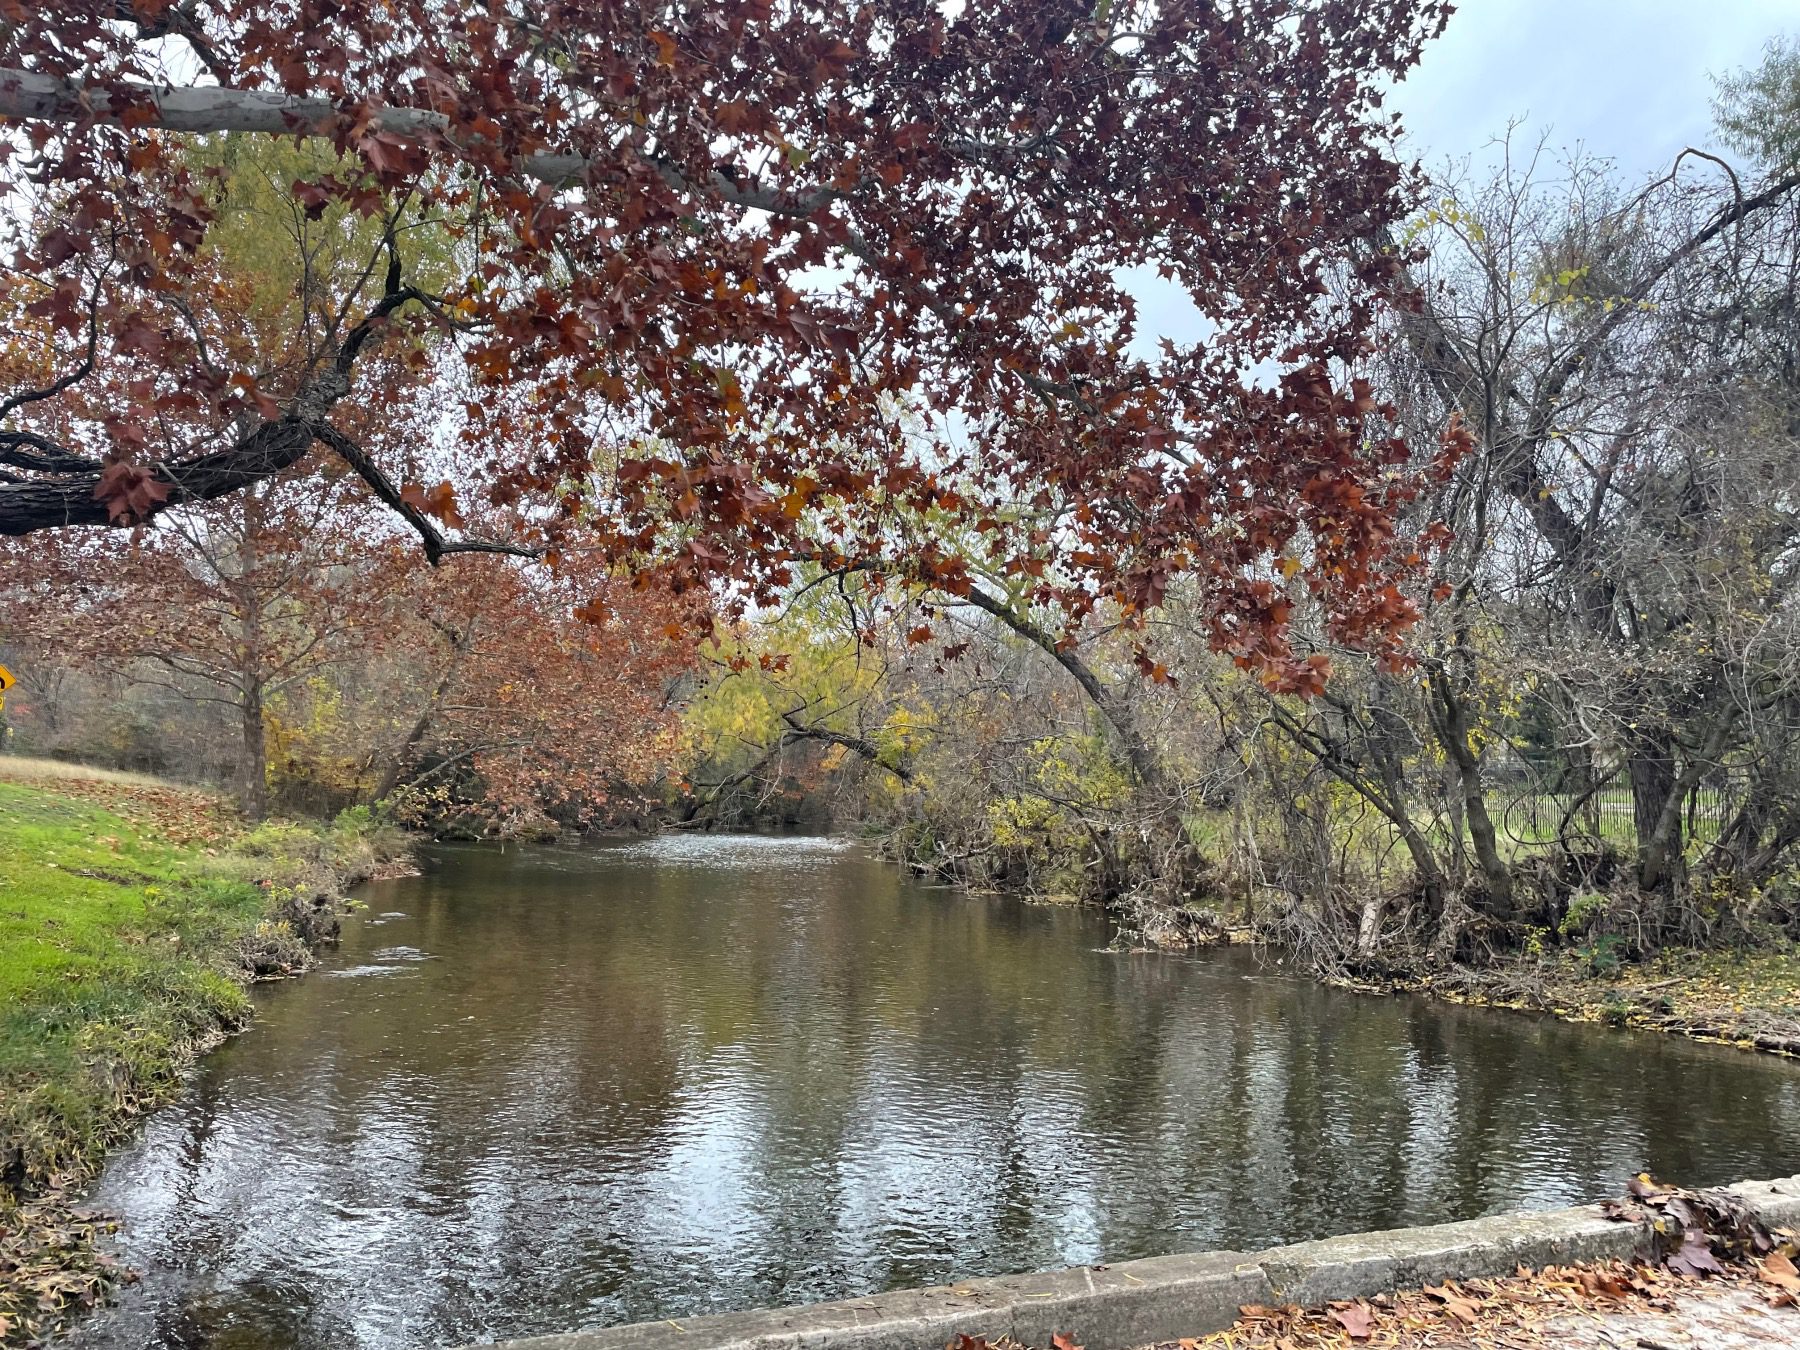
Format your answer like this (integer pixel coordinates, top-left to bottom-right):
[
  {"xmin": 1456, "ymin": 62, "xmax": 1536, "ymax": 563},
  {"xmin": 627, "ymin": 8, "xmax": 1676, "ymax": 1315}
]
[{"xmin": 71, "ymin": 835, "xmax": 1800, "ymax": 1348}]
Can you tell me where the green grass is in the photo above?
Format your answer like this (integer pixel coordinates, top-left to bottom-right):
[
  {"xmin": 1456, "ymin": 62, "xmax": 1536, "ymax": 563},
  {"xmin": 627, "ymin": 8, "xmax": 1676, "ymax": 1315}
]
[
  {"xmin": 0, "ymin": 779, "xmax": 391, "ymax": 1193},
  {"xmin": 0, "ymin": 783, "xmax": 260, "ymax": 1189},
  {"xmin": 1211, "ymin": 784, "xmax": 1735, "ymax": 879},
  {"xmin": 0, "ymin": 769, "xmax": 406, "ymax": 1345}
]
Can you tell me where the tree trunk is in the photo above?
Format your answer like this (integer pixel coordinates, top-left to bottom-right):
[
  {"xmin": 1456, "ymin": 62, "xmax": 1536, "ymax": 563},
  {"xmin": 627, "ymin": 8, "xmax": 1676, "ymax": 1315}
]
[
  {"xmin": 1627, "ymin": 731, "xmax": 1680, "ymax": 894},
  {"xmin": 1422, "ymin": 660, "xmax": 1514, "ymax": 917},
  {"xmin": 373, "ymin": 650, "xmax": 467, "ymax": 800},
  {"xmin": 1393, "ymin": 814, "xmax": 1448, "ymax": 912},
  {"xmin": 1462, "ymin": 788, "xmax": 1513, "ymax": 916},
  {"xmin": 235, "ymin": 487, "xmax": 270, "ymax": 820},
  {"xmin": 1355, "ymin": 894, "xmax": 1386, "ymax": 959},
  {"xmin": 240, "ymin": 677, "xmax": 268, "ymax": 820}
]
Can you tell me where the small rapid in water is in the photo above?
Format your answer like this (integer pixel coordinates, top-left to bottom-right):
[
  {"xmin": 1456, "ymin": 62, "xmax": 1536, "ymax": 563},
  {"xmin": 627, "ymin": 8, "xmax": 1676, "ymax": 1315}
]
[{"xmin": 70, "ymin": 835, "xmax": 1800, "ymax": 1348}]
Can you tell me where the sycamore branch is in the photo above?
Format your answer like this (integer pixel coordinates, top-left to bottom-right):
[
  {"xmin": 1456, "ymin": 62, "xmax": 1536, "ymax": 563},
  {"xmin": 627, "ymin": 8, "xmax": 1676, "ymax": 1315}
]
[
  {"xmin": 0, "ymin": 67, "xmax": 579, "ymax": 183},
  {"xmin": 311, "ymin": 422, "xmax": 543, "ymax": 564},
  {"xmin": 0, "ymin": 66, "xmax": 846, "ymax": 215}
]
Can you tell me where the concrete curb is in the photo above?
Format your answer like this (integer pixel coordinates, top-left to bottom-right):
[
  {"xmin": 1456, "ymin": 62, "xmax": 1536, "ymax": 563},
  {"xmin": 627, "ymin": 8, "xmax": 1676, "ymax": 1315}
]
[
  {"xmin": 1726, "ymin": 1174, "xmax": 1800, "ymax": 1230},
  {"xmin": 468, "ymin": 1175, "xmax": 1800, "ymax": 1350},
  {"xmin": 1251, "ymin": 1203, "xmax": 1655, "ymax": 1309}
]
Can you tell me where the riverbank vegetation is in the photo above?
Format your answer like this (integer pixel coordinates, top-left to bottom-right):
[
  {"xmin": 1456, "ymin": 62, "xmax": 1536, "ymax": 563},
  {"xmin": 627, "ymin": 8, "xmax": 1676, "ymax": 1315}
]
[
  {"xmin": 3, "ymin": 5, "xmax": 1800, "ymax": 1340},
  {"xmin": 675, "ymin": 44, "xmax": 1800, "ymax": 1052},
  {"xmin": 0, "ymin": 760, "xmax": 404, "ymax": 1343},
  {"xmin": 4, "ymin": 7, "xmax": 1798, "ymax": 1058}
]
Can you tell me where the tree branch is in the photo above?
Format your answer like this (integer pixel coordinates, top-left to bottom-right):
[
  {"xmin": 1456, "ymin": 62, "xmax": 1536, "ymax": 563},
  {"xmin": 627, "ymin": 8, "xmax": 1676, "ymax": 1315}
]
[
  {"xmin": 777, "ymin": 709, "xmax": 913, "ymax": 783},
  {"xmin": 0, "ymin": 66, "xmax": 847, "ymax": 213},
  {"xmin": 0, "ymin": 280, "xmax": 418, "ymax": 535},
  {"xmin": 311, "ymin": 422, "xmax": 543, "ymax": 564}
]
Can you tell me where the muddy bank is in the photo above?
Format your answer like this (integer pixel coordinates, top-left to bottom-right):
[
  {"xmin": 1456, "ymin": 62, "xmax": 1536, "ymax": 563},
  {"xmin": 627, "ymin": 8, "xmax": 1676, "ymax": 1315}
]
[{"xmin": 1357, "ymin": 954, "xmax": 1800, "ymax": 1059}]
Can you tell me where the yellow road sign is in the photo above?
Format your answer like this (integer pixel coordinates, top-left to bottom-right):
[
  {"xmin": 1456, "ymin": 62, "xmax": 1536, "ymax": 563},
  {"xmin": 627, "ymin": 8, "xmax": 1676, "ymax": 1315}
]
[{"xmin": 0, "ymin": 662, "xmax": 13, "ymax": 712}]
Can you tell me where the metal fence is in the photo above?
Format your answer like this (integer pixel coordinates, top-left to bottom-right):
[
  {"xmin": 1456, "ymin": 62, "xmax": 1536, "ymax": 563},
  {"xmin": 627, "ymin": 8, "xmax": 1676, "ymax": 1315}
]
[{"xmin": 1498, "ymin": 783, "xmax": 1736, "ymax": 853}]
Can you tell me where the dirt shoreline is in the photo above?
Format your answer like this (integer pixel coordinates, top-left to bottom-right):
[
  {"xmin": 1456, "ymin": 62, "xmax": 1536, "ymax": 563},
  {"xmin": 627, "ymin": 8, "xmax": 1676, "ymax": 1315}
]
[{"xmin": 1323, "ymin": 956, "xmax": 1800, "ymax": 1059}]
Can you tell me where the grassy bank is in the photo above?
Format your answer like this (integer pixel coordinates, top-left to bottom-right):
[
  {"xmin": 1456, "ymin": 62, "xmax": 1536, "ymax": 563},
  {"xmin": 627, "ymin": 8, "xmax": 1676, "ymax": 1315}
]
[
  {"xmin": 0, "ymin": 759, "xmax": 407, "ymax": 1345},
  {"xmin": 1198, "ymin": 914, "xmax": 1800, "ymax": 1058}
]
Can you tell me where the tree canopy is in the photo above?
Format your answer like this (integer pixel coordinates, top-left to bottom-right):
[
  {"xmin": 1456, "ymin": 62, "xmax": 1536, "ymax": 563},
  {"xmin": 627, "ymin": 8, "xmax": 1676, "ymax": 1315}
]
[{"xmin": 4, "ymin": 1, "xmax": 1453, "ymax": 687}]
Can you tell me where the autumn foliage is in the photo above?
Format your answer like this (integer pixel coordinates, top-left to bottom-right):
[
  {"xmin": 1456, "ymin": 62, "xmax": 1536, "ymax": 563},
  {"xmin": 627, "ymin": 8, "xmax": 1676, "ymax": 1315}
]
[
  {"xmin": 3, "ymin": 0, "xmax": 1455, "ymax": 688},
  {"xmin": 0, "ymin": 464, "xmax": 699, "ymax": 825},
  {"xmin": 371, "ymin": 551, "xmax": 699, "ymax": 832}
]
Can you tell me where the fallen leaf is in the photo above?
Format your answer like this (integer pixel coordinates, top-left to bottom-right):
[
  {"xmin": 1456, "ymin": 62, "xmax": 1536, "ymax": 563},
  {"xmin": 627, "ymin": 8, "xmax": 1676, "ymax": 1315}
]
[
  {"xmin": 1424, "ymin": 1283, "xmax": 1482, "ymax": 1323},
  {"xmin": 1668, "ymin": 1228, "xmax": 1727, "ymax": 1278},
  {"xmin": 1758, "ymin": 1249, "xmax": 1800, "ymax": 1303},
  {"xmin": 1327, "ymin": 1301, "xmax": 1376, "ymax": 1339}
]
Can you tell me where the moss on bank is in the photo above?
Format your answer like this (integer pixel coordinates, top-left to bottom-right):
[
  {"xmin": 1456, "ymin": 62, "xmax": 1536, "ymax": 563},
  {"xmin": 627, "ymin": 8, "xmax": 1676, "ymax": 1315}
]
[{"xmin": 0, "ymin": 763, "xmax": 407, "ymax": 1345}]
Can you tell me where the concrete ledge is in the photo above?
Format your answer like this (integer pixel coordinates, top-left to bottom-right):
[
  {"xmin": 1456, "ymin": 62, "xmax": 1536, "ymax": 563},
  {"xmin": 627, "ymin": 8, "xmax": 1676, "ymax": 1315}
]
[
  {"xmin": 1252, "ymin": 1205, "xmax": 1651, "ymax": 1307},
  {"xmin": 1724, "ymin": 1174, "xmax": 1800, "ymax": 1231},
  {"xmin": 482, "ymin": 1254, "xmax": 1271, "ymax": 1350},
  {"xmin": 466, "ymin": 1175, "xmax": 1800, "ymax": 1350}
]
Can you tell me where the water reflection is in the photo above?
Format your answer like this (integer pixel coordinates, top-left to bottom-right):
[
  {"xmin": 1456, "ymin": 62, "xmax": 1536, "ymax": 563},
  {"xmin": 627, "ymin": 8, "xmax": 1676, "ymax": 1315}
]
[{"xmin": 73, "ymin": 836, "xmax": 1800, "ymax": 1349}]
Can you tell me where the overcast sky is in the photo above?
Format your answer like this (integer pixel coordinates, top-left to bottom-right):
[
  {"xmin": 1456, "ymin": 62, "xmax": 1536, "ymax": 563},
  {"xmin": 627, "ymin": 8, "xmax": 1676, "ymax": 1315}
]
[
  {"xmin": 1389, "ymin": 0, "xmax": 1800, "ymax": 174},
  {"xmin": 1126, "ymin": 4, "xmax": 1800, "ymax": 353}
]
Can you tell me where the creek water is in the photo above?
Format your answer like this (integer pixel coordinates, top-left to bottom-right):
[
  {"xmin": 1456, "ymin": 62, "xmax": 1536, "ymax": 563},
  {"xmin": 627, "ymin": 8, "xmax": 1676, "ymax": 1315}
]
[{"xmin": 71, "ymin": 834, "xmax": 1800, "ymax": 1349}]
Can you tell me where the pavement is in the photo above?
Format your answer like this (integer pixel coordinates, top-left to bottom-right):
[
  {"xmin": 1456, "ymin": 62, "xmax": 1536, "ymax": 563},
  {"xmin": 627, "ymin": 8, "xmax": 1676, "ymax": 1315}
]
[
  {"xmin": 1181, "ymin": 1260, "xmax": 1797, "ymax": 1349},
  {"xmin": 1534, "ymin": 1283, "xmax": 1794, "ymax": 1349}
]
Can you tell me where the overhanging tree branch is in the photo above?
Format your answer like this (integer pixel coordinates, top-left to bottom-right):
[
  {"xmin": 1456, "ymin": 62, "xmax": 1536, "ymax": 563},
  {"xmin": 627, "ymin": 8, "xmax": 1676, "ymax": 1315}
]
[
  {"xmin": 311, "ymin": 422, "xmax": 543, "ymax": 564},
  {"xmin": 0, "ymin": 279, "xmax": 421, "ymax": 535},
  {"xmin": 777, "ymin": 709, "xmax": 913, "ymax": 783},
  {"xmin": 954, "ymin": 581, "xmax": 1166, "ymax": 789},
  {"xmin": 0, "ymin": 66, "xmax": 847, "ymax": 215}
]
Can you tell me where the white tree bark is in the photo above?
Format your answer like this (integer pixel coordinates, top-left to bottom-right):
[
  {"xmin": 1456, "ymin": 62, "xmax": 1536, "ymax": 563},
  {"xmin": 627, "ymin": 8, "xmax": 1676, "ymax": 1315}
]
[
  {"xmin": 0, "ymin": 66, "xmax": 829, "ymax": 217},
  {"xmin": 0, "ymin": 67, "xmax": 588, "ymax": 182}
]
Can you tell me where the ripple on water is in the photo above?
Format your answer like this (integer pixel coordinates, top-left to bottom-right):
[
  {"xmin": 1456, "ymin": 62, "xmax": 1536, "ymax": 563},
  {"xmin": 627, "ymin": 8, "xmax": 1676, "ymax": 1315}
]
[
  {"xmin": 67, "ymin": 834, "xmax": 1800, "ymax": 1350},
  {"xmin": 323, "ymin": 945, "xmax": 434, "ymax": 978},
  {"xmin": 322, "ymin": 964, "xmax": 410, "ymax": 978},
  {"xmin": 616, "ymin": 832, "xmax": 855, "ymax": 870}
]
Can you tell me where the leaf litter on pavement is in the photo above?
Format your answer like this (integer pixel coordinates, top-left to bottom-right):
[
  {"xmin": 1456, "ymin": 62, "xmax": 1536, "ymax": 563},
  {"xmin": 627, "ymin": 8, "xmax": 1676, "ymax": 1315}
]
[
  {"xmin": 942, "ymin": 1177, "xmax": 1797, "ymax": 1350},
  {"xmin": 1182, "ymin": 1259, "xmax": 1794, "ymax": 1349}
]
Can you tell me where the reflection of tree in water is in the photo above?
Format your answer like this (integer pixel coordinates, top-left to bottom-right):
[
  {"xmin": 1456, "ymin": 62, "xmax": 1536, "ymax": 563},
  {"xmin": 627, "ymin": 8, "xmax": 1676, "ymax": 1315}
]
[{"xmin": 76, "ymin": 843, "xmax": 1800, "ymax": 1349}]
